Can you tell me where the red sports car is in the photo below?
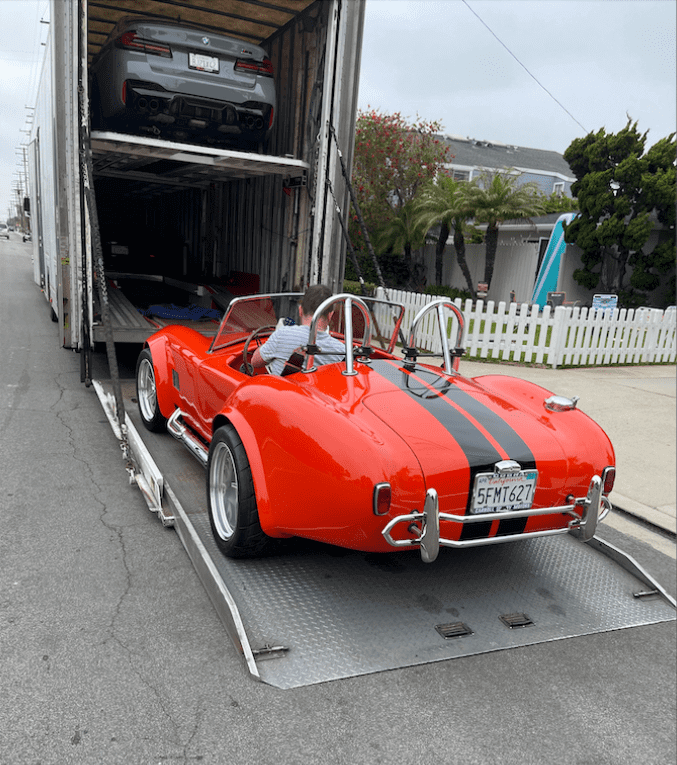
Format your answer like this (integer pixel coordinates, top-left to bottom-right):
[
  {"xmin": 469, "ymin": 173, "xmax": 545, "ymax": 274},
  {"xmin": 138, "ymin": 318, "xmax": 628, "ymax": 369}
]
[{"xmin": 136, "ymin": 293, "xmax": 615, "ymax": 562}]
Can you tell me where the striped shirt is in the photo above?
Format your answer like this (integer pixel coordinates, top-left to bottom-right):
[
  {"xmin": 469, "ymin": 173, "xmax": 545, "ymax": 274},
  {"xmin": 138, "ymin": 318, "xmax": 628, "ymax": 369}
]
[{"xmin": 259, "ymin": 325, "xmax": 345, "ymax": 375}]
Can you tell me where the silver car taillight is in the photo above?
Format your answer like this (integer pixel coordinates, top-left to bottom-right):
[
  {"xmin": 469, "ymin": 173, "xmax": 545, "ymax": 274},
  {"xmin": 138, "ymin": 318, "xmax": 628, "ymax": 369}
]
[
  {"xmin": 373, "ymin": 483, "xmax": 391, "ymax": 516},
  {"xmin": 235, "ymin": 57, "xmax": 274, "ymax": 77},
  {"xmin": 116, "ymin": 31, "xmax": 172, "ymax": 58},
  {"xmin": 602, "ymin": 466, "xmax": 615, "ymax": 495}
]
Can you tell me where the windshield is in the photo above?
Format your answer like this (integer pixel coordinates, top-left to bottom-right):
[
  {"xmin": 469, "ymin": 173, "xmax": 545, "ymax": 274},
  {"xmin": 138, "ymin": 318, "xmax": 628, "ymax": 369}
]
[
  {"xmin": 210, "ymin": 293, "xmax": 304, "ymax": 352},
  {"xmin": 210, "ymin": 292, "xmax": 406, "ymax": 354}
]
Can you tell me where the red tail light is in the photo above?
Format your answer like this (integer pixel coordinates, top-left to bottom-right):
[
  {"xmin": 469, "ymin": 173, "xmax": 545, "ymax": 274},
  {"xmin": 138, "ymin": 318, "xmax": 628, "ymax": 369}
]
[
  {"xmin": 268, "ymin": 106, "xmax": 274, "ymax": 128},
  {"xmin": 602, "ymin": 466, "xmax": 615, "ymax": 495},
  {"xmin": 235, "ymin": 57, "xmax": 274, "ymax": 77},
  {"xmin": 373, "ymin": 483, "xmax": 391, "ymax": 516},
  {"xmin": 121, "ymin": 80, "xmax": 127, "ymax": 104},
  {"xmin": 116, "ymin": 31, "xmax": 172, "ymax": 58}
]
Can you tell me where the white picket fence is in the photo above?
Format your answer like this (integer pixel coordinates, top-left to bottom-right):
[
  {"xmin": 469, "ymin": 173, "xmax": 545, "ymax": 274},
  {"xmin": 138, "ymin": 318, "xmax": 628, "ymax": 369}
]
[{"xmin": 375, "ymin": 287, "xmax": 677, "ymax": 368}]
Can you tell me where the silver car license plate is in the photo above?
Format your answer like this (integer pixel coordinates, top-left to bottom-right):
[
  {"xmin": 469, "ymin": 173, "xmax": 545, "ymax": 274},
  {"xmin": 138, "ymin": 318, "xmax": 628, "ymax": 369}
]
[
  {"xmin": 471, "ymin": 469, "xmax": 538, "ymax": 514},
  {"xmin": 189, "ymin": 52, "xmax": 219, "ymax": 73}
]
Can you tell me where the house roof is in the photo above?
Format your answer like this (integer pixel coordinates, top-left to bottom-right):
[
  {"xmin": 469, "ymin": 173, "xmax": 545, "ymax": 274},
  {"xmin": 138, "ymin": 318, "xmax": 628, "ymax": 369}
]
[{"xmin": 442, "ymin": 135, "xmax": 575, "ymax": 180}]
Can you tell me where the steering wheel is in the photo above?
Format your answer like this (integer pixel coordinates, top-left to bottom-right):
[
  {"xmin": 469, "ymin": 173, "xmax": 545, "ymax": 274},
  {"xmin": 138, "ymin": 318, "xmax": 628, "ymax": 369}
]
[{"xmin": 241, "ymin": 325, "xmax": 277, "ymax": 376}]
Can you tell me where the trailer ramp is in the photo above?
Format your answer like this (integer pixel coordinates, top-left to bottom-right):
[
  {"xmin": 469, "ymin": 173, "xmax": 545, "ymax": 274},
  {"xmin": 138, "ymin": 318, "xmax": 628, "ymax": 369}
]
[{"xmin": 95, "ymin": 381, "xmax": 676, "ymax": 690}]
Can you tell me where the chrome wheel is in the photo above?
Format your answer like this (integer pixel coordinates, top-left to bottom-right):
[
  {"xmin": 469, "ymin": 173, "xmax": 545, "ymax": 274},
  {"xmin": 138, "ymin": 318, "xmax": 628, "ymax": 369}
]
[
  {"xmin": 135, "ymin": 348, "xmax": 167, "ymax": 433},
  {"xmin": 137, "ymin": 357, "xmax": 158, "ymax": 423},
  {"xmin": 209, "ymin": 440, "xmax": 239, "ymax": 541},
  {"xmin": 207, "ymin": 423, "xmax": 267, "ymax": 557}
]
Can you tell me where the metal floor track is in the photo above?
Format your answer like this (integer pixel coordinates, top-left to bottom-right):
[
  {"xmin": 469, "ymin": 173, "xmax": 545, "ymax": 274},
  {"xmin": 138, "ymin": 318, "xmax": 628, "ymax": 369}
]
[{"xmin": 97, "ymin": 380, "xmax": 676, "ymax": 690}]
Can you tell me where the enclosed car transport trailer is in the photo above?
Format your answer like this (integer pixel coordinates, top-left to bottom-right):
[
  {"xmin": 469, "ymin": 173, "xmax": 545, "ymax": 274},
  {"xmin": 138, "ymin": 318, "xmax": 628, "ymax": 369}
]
[{"xmin": 28, "ymin": 0, "xmax": 365, "ymax": 351}]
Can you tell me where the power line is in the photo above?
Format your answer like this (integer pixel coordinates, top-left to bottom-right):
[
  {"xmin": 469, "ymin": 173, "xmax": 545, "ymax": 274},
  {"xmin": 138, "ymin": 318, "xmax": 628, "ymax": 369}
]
[{"xmin": 462, "ymin": 0, "xmax": 588, "ymax": 134}]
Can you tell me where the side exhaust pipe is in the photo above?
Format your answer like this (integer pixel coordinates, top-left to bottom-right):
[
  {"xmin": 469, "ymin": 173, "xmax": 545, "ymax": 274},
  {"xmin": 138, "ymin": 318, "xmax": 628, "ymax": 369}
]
[{"xmin": 167, "ymin": 409, "xmax": 208, "ymax": 466}]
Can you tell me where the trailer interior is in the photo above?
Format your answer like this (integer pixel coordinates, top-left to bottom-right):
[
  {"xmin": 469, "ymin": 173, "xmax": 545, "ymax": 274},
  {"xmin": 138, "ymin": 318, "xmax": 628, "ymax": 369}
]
[{"xmin": 81, "ymin": 0, "xmax": 361, "ymax": 344}]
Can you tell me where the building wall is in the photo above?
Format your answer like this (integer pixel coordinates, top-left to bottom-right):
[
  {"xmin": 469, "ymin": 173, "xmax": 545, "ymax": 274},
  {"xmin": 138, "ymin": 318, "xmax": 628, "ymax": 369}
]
[
  {"xmin": 434, "ymin": 239, "xmax": 538, "ymax": 304},
  {"xmin": 424, "ymin": 227, "xmax": 675, "ymax": 308},
  {"xmin": 517, "ymin": 171, "xmax": 574, "ymax": 198}
]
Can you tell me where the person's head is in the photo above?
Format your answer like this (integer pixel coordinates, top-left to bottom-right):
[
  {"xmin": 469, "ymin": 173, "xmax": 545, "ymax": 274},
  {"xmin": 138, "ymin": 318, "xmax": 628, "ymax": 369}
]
[{"xmin": 300, "ymin": 284, "xmax": 333, "ymax": 322}]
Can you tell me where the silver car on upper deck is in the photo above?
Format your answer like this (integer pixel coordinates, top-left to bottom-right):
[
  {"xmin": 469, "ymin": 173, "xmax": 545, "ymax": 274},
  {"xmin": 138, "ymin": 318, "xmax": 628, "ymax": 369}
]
[{"xmin": 90, "ymin": 17, "xmax": 276, "ymax": 149}]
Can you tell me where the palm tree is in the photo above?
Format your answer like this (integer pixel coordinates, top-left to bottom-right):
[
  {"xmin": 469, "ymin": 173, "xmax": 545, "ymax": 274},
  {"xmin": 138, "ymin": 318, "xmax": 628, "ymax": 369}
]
[
  {"xmin": 466, "ymin": 169, "xmax": 545, "ymax": 290},
  {"xmin": 415, "ymin": 176, "xmax": 478, "ymax": 298},
  {"xmin": 374, "ymin": 201, "xmax": 429, "ymax": 290}
]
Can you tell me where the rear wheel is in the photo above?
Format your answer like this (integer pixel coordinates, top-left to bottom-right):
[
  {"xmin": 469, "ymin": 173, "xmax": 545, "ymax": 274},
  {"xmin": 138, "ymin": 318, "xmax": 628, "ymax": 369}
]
[
  {"xmin": 135, "ymin": 348, "xmax": 167, "ymax": 433},
  {"xmin": 208, "ymin": 424, "xmax": 269, "ymax": 558}
]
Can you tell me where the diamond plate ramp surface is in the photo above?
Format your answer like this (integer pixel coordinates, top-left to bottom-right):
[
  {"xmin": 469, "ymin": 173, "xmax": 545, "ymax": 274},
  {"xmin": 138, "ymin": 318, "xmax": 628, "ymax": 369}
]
[
  {"xmin": 194, "ymin": 529, "xmax": 675, "ymax": 689},
  {"xmin": 116, "ymin": 382, "xmax": 675, "ymax": 690}
]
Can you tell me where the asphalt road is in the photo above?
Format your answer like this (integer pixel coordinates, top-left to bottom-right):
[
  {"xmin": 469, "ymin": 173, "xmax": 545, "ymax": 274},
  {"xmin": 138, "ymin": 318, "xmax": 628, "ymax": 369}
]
[{"xmin": 1, "ymin": 234, "xmax": 675, "ymax": 765}]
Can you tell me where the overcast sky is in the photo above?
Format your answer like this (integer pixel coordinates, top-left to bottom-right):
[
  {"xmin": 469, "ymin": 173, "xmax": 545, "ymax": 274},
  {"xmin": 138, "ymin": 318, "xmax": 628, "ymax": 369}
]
[
  {"xmin": 0, "ymin": 0, "xmax": 675, "ymax": 220},
  {"xmin": 359, "ymin": 0, "xmax": 676, "ymax": 152}
]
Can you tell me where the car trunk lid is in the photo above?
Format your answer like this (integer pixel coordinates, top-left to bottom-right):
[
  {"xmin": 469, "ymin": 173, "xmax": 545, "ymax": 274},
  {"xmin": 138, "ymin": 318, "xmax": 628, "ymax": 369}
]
[
  {"xmin": 362, "ymin": 360, "xmax": 569, "ymax": 515},
  {"xmin": 130, "ymin": 20, "xmax": 268, "ymax": 90}
]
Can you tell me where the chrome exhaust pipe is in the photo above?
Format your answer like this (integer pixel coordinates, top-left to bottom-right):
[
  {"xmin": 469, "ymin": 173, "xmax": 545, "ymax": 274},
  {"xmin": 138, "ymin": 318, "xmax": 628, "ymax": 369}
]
[{"xmin": 167, "ymin": 409, "xmax": 208, "ymax": 466}]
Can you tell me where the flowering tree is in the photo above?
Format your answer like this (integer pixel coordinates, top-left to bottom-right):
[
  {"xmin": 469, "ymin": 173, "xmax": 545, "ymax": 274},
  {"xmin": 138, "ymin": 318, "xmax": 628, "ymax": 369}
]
[{"xmin": 348, "ymin": 109, "xmax": 451, "ymax": 287}]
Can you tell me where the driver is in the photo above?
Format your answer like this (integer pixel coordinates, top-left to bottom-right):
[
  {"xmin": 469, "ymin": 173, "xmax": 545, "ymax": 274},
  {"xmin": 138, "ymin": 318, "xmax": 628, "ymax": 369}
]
[{"xmin": 251, "ymin": 284, "xmax": 345, "ymax": 375}]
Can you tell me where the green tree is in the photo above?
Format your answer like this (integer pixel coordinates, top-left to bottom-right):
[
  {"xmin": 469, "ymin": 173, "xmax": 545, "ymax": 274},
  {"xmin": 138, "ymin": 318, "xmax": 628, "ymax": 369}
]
[
  {"xmin": 349, "ymin": 109, "xmax": 450, "ymax": 287},
  {"xmin": 563, "ymin": 119, "xmax": 676, "ymax": 307},
  {"xmin": 415, "ymin": 176, "xmax": 478, "ymax": 298},
  {"xmin": 374, "ymin": 199, "xmax": 427, "ymax": 272},
  {"xmin": 465, "ymin": 169, "xmax": 545, "ymax": 290},
  {"xmin": 541, "ymin": 191, "xmax": 579, "ymax": 214}
]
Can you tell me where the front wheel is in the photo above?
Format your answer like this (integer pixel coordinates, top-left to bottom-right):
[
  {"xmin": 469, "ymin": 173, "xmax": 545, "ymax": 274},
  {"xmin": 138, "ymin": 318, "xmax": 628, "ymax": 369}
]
[
  {"xmin": 135, "ymin": 348, "xmax": 167, "ymax": 433},
  {"xmin": 207, "ymin": 424, "xmax": 269, "ymax": 558}
]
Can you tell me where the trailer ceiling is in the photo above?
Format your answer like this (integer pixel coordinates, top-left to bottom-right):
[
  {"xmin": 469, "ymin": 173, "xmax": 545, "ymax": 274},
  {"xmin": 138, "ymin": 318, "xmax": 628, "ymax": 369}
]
[{"xmin": 87, "ymin": 0, "xmax": 318, "ymax": 62}]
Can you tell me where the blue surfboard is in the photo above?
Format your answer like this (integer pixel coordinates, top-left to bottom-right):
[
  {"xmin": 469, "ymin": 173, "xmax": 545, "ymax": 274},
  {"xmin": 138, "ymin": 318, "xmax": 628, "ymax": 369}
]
[{"xmin": 531, "ymin": 213, "xmax": 577, "ymax": 307}]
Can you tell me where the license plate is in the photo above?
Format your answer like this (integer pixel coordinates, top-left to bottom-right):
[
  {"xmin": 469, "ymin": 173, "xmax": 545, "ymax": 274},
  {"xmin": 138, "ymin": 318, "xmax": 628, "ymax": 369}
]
[
  {"xmin": 189, "ymin": 52, "xmax": 219, "ymax": 73},
  {"xmin": 471, "ymin": 469, "xmax": 538, "ymax": 514}
]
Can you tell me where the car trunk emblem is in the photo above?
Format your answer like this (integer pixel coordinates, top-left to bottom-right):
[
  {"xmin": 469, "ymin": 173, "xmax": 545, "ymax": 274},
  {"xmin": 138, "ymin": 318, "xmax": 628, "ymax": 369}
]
[{"xmin": 202, "ymin": 37, "xmax": 210, "ymax": 45}]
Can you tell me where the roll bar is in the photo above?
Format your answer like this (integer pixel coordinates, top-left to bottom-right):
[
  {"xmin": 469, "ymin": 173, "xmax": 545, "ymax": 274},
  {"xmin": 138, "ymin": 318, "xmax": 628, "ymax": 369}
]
[
  {"xmin": 404, "ymin": 299, "xmax": 466, "ymax": 374},
  {"xmin": 304, "ymin": 293, "xmax": 372, "ymax": 376}
]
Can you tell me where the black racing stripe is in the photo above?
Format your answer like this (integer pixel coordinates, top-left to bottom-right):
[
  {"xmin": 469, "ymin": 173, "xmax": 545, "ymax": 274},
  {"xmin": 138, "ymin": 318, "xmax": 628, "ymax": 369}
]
[
  {"xmin": 410, "ymin": 367, "xmax": 535, "ymax": 536},
  {"xmin": 413, "ymin": 367, "xmax": 535, "ymax": 466},
  {"xmin": 371, "ymin": 360, "xmax": 532, "ymax": 538},
  {"xmin": 371, "ymin": 361, "xmax": 503, "ymax": 471},
  {"xmin": 371, "ymin": 361, "xmax": 498, "ymax": 540}
]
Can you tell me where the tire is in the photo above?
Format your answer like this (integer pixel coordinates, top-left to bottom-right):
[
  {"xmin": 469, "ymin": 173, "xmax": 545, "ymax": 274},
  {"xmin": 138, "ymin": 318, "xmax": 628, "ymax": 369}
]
[
  {"xmin": 135, "ymin": 348, "xmax": 167, "ymax": 433},
  {"xmin": 207, "ymin": 424, "xmax": 269, "ymax": 558}
]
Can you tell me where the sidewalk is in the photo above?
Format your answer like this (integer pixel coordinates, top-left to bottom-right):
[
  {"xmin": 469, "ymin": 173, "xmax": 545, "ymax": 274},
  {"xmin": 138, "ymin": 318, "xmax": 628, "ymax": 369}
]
[{"xmin": 460, "ymin": 359, "xmax": 677, "ymax": 535}]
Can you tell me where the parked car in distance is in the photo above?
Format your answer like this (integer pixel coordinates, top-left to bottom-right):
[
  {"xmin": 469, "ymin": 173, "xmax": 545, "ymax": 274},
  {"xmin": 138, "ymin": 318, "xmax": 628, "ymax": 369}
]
[
  {"xmin": 90, "ymin": 16, "xmax": 276, "ymax": 149},
  {"xmin": 136, "ymin": 293, "xmax": 616, "ymax": 563},
  {"xmin": 0, "ymin": 224, "xmax": 9, "ymax": 239},
  {"xmin": 23, "ymin": 231, "xmax": 32, "ymax": 242}
]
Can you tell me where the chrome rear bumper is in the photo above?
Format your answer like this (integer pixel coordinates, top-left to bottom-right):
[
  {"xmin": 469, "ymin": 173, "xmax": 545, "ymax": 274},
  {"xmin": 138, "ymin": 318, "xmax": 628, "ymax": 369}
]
[{"xmin": 381, "ymin": 476, "xmax": 611, "ymax": 563}]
